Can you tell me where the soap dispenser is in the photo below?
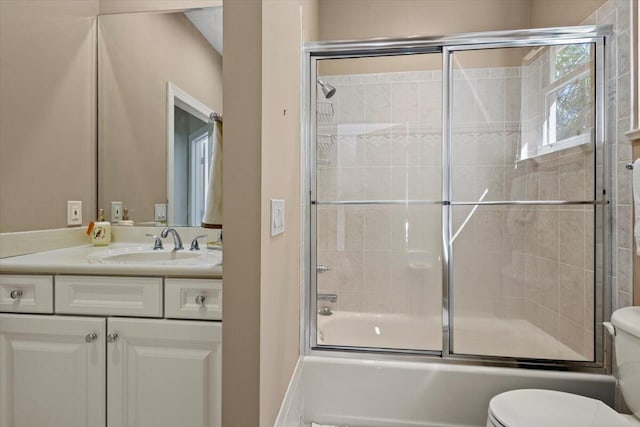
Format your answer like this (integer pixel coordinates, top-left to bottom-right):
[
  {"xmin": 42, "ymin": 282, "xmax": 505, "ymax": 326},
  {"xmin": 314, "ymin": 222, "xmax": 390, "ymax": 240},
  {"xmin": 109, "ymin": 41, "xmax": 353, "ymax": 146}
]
[
  {"xmin": 119, "ymin": 208, "xmax": 134, "ymax": 226},
  {"xmin": 89, "ymin": 208, "xmax": 111, "ymax": 246}
]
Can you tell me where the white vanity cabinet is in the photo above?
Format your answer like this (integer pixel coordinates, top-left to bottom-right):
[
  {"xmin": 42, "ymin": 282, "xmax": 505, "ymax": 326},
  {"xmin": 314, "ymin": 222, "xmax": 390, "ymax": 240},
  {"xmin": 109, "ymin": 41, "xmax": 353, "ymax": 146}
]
[
  {"xmin": 107, "ymin": 318, "xmax": 221, "ymax": 427},
  {"xmin": 0, "ymin": 274, "xmax": 222, "ymax": 427},
  {"xmin": 0, "ymin": 314, "xmax": 106, "ymax": 427}
]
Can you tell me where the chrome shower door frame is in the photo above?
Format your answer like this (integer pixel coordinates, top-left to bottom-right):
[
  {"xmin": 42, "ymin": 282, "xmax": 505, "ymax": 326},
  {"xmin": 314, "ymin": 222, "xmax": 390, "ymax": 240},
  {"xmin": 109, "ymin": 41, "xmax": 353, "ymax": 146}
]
[{"xmin": 302, "ymin": 25, "xmax": 612, "ymax": 373}]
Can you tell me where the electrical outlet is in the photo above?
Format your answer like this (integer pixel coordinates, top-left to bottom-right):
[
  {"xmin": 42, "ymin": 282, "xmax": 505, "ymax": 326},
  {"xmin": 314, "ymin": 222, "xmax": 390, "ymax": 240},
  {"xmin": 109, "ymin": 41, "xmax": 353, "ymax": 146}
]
[
  {"xmin": 111, "ymin": 201, "xmax": 123, "ymax": 223},
  {"xmin": 270, "ymin": 199, "xmax": 285, "ymax": 236},
  {"xmin": 67, "ymin": 201, "xmax": 82, "ymax": 226},
  {"xmin": 154, "ymin": 203, "xmax": 167, "ymax": 223}
]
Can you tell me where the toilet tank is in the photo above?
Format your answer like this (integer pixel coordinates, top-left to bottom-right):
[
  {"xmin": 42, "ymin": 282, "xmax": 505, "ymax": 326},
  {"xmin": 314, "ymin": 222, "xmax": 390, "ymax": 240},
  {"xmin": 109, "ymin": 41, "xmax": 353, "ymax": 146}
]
[{"xmin": 612, "ymin": 306, "xmax": 640, "ymax": 419}]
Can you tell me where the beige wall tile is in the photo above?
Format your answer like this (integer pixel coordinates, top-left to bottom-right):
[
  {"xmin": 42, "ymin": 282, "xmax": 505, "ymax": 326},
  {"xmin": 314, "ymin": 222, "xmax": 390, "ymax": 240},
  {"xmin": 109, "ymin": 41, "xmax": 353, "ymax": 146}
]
[
  {"xmin": 364, "ymin": 207, "xmax": 392, "ymax": 250},
  {"xmin": 559, "ymin": 264, "xmax": 586, "ymax": 326},
  {"xmin": 559, "ymin": 210, "xmax": 586, "ymax": 268},
  {"xmin": 539, "ymin": 305, "xmax": 560, "ymax": 338},
  {"xmin": 559, "ymin": 317, "xmax": 588, "ymax": 357},
  {"xmin": 538, "ymin": 258, "xmax": 560, "ymax": 311}
]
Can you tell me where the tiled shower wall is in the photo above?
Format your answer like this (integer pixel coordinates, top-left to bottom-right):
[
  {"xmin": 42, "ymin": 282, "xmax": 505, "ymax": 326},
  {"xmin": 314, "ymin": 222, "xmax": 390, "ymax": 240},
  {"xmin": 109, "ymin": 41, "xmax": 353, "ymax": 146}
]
[
  {"xmin": 316, "ymin": 69, "xmax": 444, "ymax": 320},
  {"xmin": 591, "ymin": 0, "xmax": 634, "ymax": 311}
]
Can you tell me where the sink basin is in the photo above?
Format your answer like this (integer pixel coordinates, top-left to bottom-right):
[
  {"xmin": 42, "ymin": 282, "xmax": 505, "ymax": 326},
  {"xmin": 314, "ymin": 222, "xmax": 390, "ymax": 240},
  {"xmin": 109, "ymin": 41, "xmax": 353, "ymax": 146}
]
[{"xmin": 88, "ymin": 247, "xmax": 222, "ymax": 266}]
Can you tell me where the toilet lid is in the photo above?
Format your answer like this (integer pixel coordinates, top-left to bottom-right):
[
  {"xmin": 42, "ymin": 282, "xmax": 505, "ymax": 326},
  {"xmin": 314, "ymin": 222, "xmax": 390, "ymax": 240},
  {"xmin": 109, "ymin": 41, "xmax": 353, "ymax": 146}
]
[{"xmin": 488, "ymin": 389, "xmax": 636, "ymax": 427}]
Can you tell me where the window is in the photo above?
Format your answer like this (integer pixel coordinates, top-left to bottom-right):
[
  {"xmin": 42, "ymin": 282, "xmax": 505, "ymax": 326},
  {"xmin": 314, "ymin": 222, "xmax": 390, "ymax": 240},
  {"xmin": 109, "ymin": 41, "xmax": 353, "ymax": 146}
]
[
  {"xmin": 519, "ymin": 43, "xmax": 594, "ymax": 160},
  {"xmin": 543, "ymin": 43, "xmax": 593, "ymax": 150}
]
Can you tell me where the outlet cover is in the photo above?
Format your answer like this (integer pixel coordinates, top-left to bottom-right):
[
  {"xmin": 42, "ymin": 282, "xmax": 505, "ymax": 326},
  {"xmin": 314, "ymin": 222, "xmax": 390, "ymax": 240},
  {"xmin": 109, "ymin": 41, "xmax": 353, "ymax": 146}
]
[
  {"xmin": 67, "ymin": 201, "xmax": 82, "ymax": 226},
  {"xmin": 111, "ymin": 201, "xmax": 123, "ymax": 223},
  {"xmin": 270, "ymin": 199, "xmax": 285, "ymax": 236}
]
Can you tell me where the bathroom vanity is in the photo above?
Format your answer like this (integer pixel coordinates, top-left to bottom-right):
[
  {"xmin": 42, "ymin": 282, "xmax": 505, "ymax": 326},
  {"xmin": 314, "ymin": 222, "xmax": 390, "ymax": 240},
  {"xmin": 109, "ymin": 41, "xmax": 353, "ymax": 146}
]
[{"xmin": 0, "ymin": 239, "xmax": 222, "ymax": 427}]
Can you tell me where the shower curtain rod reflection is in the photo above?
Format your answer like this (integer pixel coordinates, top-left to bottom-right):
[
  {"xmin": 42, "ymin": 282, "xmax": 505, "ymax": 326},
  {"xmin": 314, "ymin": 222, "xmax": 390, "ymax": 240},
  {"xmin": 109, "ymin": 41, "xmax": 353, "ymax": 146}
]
[{"xmin": 209, "ymin": 112, "xmax": 222, "ymax": 123}]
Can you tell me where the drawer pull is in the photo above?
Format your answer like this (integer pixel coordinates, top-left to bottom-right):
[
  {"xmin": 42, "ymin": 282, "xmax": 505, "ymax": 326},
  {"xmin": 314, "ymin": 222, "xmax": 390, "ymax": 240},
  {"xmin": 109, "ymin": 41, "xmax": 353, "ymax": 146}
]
[
  {"xmin": 85, "ymin": 333, "xmax": 98, "ymax": 343},
  {"xmin": 107, "ymin": 332, "xmax": 119, "ymax": 343},
  {"xmin": 195, "ymin": 295, "xmax": 206, "ymax": 307},
  {"xmin": 9, "ymin": 290, "xmax": 23, "ymax": 300}
]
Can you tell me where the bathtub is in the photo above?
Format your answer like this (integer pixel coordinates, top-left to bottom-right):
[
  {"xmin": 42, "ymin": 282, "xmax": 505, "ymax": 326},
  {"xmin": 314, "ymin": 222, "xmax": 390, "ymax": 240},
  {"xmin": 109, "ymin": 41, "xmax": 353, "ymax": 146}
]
[
  {"xmin": 274, "ymin": 312, "xmax": 611, "ymax": 426},
  {"xmin": 275, "ymin": 356, "xmax": 615, "ymax": 427},
  {"xmin": 317, "ymin": 311, "xmax": 586, "ymax": 360}
]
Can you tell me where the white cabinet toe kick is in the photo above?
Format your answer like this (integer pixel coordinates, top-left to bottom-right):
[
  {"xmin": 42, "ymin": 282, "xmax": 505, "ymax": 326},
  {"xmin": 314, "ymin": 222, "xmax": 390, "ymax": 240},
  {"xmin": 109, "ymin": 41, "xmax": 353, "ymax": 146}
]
[{"xmin": 0, "ymin": 274, "xmax": 223, "ymax": 427}]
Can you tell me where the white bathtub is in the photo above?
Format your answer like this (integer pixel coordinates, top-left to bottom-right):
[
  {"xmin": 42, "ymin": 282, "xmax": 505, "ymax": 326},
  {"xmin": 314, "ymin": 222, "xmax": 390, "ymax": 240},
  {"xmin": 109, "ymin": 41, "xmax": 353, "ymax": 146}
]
[
  {"xmin": 317, "ymin": 311, "xmax": 440, "ymax": 350},
  {"xmin": 272, "ymin": 312, "xmax": 610, "ymax": 426},
  {"xmin": 317, "ymin": 311, "xmax": 586, "ymax": 360},
  {"xmin": 275, "ymin": 356, "xmax": 616, "ymax": 427}
]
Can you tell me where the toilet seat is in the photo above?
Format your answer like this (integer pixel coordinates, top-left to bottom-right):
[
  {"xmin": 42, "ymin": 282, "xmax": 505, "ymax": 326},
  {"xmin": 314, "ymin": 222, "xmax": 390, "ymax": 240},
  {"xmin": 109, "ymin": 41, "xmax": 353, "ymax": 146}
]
[{"xmin": 488, "ymin": 389, "xmax": 638, "ymax": 427}]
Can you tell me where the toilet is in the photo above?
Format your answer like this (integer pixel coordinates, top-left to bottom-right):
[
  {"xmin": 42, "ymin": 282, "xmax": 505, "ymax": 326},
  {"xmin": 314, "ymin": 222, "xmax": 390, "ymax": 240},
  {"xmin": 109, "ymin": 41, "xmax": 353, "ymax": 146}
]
[{"xmin": 486, "ymin": 306, "xmax": 640, "ymax": 427}]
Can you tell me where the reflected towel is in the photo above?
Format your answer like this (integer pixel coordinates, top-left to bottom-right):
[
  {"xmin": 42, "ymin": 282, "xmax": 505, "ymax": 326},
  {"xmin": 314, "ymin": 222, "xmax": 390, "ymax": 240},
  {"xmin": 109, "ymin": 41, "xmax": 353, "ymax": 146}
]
[
  {"xmin": 634, "ymin": 158, "xmax": 640, "ymax": 255},
  {"xmin": 202, "ymin": 120, "xmax": 223, "ymax": 228}
]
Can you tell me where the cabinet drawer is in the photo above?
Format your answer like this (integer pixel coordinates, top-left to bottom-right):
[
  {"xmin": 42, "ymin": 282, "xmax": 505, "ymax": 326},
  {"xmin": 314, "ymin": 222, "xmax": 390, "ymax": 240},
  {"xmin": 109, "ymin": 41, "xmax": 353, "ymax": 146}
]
[
  {"xmin": 0, "ymin": 275, "xmax": 53, "ymax": 313},
  {"xmin": 55, "ymin": 275, "xmax": 162, "ymax": 317},
  {"xmin": 165, "ymin": 278, "xmax": 222, "ymax": 320}
]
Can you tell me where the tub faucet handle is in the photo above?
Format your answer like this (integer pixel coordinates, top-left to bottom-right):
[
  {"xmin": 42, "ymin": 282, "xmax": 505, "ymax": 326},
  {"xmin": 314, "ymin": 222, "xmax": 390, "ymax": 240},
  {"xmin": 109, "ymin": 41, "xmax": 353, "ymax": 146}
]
[
  {"xmin": 317, "ymin": 293, "xmax": 337, "ymax": 303},
  {"xmin": 316, "ymin": 265, "xmax": 331, "ymax": 273}
]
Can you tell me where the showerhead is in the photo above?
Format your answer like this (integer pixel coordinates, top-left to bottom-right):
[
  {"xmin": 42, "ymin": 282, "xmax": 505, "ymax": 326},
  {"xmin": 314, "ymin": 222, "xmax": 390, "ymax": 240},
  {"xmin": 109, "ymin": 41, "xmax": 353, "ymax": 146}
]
[{"xmin": 317, "ymin": 79, "xmax": 336, "ymax": 99}]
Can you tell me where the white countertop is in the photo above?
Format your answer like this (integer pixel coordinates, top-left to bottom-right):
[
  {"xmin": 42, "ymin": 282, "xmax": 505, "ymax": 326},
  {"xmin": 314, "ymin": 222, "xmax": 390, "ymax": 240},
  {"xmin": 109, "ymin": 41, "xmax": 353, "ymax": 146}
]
[{"xmin": 0, "ymin": 242, "xmax": 223, "ymax": 278}]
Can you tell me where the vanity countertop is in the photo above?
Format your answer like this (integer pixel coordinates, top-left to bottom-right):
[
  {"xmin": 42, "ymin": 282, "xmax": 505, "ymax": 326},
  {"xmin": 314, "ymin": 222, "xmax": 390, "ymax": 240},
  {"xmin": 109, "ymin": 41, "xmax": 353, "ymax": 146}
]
[{"xmin": 0, "ymin": 242, "xmax": 223, "ymax": 278}]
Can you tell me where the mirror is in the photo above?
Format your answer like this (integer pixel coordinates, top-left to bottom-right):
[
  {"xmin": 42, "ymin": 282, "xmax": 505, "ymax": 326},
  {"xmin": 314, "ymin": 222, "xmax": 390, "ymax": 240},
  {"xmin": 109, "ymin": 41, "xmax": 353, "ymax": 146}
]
[{"xmin": 98, "ymin": 7, "xmax": 223, "ymax": 227}]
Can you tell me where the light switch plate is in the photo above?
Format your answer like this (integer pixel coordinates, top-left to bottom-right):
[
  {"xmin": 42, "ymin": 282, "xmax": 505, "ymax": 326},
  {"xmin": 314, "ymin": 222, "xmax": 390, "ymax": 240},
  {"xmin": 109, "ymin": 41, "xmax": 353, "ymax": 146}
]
[
  {"xmin": 111, "ymin": 201, "xmax": 123, "ymax": 223},
  {"xmin": 67, "ymin": 201, "xmax": 82, "ymax": 226},
  {"xmin": 154, "ymin": 203, "xmax": 167, "ymax": 223},
  {"xmin": 270, "ymin": 199, "xmax": 285, "ymax": 236}
]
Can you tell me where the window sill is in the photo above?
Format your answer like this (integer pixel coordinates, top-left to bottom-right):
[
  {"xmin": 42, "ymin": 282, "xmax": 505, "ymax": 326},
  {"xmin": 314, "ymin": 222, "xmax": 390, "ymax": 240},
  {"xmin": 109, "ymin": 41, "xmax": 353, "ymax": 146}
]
[
  {"xmin": 625, "ymin": 128, "xmax": 640, "ymax": 142},
  {"xmin": 518, "ymin": 132, "xmax": 592, "ymax": 161}
]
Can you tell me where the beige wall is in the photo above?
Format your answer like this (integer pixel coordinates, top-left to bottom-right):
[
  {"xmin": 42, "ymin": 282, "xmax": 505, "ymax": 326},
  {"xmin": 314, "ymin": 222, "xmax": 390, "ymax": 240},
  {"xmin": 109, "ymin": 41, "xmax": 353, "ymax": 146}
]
[
  {"xmin": 319, "ymin": 0, "xmax": 606, "ymax": 41},
  {"xmin": 222, "ymin": 0, "xmax": 318, "ymax": 425},
  {"xmin": 319, "ymin": 0, "xmax": 530, "ymax": 40},
  {"xmin": 99, "ymin": 0, "xmax": 221, "ymax": 15},
  {"xmin": 98, "ymin": 11, "xmax": 222, "ymax": 223},
  {"xmin": 317, "ymin": 0, "xmax": 607, "ymax": 75},
  {"xmin": 221, "ymin": 0, "xmax": 262, "ymax": 426},
  {"xmin": 260, "ymin": 2, "xmax": 319, "ymax": 425},
  {"xmin": 0, "ymin": 0, "xmax": 99, "ymax": 232},
  {"xmin": 529, "ymin": 0, "xmax": 607, "ymax": 27}
]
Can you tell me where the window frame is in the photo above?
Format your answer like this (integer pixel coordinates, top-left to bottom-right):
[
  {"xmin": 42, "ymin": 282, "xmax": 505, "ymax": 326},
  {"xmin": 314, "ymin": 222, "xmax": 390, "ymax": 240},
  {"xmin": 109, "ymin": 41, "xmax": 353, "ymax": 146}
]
[{"xmin": 540, "ymin": 43, "xmax": 594, "ymax": 155}]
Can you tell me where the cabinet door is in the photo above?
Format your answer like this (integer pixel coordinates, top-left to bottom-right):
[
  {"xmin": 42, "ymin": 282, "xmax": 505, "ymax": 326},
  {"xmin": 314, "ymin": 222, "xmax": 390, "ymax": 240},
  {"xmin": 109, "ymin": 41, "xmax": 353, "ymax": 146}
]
[
  {"xmin": 107, "ymin": 318, "xmax": 221, "ymax": 427},
  {"xmin": 0, "ymin": 314, "xmax": 106, "ymax": 427}
]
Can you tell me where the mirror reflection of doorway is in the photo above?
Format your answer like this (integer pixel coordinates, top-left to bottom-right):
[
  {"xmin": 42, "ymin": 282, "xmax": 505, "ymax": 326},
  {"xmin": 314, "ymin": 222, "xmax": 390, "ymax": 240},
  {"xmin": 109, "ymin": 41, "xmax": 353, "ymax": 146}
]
[
  {"xmin": 167, "ymin": 82, "xmax": 217, "ymax": 226},
  {"xmin": 173, "ymin": 107, "xmax": 213, "ymax": 226},
  {"xmin": 188, "ymin": 123, "xmax": 213, "ymax": 226}
]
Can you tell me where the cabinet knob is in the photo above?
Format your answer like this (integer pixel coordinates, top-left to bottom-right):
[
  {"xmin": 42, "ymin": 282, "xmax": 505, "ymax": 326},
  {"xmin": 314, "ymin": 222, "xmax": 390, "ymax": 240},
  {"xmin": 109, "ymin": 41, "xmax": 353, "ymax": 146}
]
[
  {"xmin": 85, "ymin": 333, "xmax": 98, "ymax": 343},
  {"xmin": 9, "ymin": 289, "xmax": 23, "ymax": 300},
  {"xmin": 195, "ymin": 295, "xmax": 206, "ymax": 307},
  {"xmin": 107, "ymin": 332, "xmax": 118, "ymax": 343}
]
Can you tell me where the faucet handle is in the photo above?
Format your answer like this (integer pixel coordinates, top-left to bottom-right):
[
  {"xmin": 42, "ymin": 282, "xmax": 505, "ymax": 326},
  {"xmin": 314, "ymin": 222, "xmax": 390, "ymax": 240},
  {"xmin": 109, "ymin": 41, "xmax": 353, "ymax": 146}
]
[
  {"xmin": 145, "ymin": 234, "xmax": 164, "ymax": 250},
  {"xmin": 190, "ymin": 235, "xmax": 208, "ymax": 251}
]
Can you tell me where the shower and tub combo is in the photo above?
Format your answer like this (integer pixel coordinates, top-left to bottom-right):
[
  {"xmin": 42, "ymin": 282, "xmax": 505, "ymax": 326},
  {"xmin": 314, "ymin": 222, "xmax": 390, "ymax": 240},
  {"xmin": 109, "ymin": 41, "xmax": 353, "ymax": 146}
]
[
  {"xmin": 277, "ymin": 12, "xmax": 633, "ymax": 427},
  {"xmin": 307, "ymin": 25, "xmax": 606, "ymax": 364}
]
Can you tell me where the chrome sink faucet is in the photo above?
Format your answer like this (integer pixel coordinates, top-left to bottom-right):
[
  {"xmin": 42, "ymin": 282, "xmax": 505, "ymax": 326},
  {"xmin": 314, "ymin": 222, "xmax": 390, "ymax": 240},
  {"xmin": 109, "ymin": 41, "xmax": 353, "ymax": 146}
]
[{"xmin": 160, "ymin": 227, "xmax": 184, "ymax": 250}]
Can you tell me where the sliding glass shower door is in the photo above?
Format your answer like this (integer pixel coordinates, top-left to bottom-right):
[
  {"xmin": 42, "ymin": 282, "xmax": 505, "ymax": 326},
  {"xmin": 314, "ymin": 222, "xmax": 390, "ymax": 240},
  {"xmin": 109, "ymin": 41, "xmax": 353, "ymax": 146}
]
[
  {"xmin": 306, "ymin": 28, "xmax": 607, "ymax": 367},
  {"xmin": 447, "ymin": 42, "xmax": 601, "ymax": 361},
  {"xmin": 313, "ymin": 53, "xmax": 444, "ymax": 352}
]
